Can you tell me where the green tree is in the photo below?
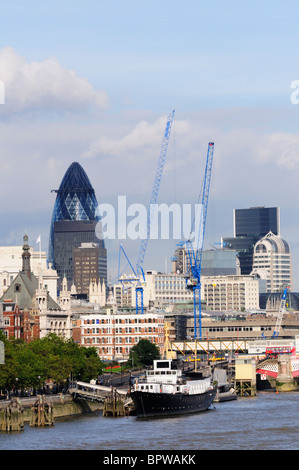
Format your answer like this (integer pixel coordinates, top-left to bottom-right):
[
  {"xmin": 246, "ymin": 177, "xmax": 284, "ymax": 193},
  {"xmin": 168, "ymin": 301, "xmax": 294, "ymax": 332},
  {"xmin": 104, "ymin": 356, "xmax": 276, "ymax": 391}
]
[
  {"xmin": 0, "ymin": 335, "xmax": 20, "ymax": 392},
  {"xmin": 129, "ymin": 339, "xmax": 160, "ymax": 367},
  {"xmin": 0, "ymin": 333, "xmax": 105, "ymax": 393}
]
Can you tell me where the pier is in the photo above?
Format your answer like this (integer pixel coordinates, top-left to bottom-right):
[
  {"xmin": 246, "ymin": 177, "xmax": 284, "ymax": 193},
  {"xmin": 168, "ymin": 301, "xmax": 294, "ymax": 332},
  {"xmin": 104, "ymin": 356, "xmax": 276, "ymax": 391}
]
[
  {"xmin": 69, "ymin": 381, "xmax": 133, "ymax": 416},
  {"xmin": 69, "ymin": 380, "xmax": 128, "ymax": 401}
]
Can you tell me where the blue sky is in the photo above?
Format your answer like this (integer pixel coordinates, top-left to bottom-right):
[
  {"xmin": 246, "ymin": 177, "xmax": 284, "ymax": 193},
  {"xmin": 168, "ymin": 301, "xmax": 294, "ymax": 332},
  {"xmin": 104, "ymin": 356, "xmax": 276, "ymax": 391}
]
[
  {"xmin": 1, "ymin": 1, "xmax": 299, "ymax": 288},
  {"xmin": 2, "ymin": 0, "xmax": 298, "ymax": 110}
]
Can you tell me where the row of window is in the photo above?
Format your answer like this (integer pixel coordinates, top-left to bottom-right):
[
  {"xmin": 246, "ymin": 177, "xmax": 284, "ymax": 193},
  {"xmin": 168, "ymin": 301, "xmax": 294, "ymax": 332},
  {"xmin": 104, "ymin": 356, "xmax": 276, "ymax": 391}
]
[
  {"xmin": 206, "ymin": 327, "xmax": 253, "ymax": 332},
  {"xmin": 49, "ymin": 321, "xmax": 69, "ymax": 328},
  {"xmin": 3, "ymin": 317, "xmax": 21, "ymax": 326},
  {"xmin": 83, "ymin": 337, "xmax": 134, "ymax": 344},
  {"xmin": 95, "ymin": 347, "xmax": 136, "ymax": 355},
  {"xmin": 84, "ymin": 317, "xmax": 162, "ymax": 325},
  {"xmin": 83, "ymin": 327, "xmax": 161, "ymax": 334},
  {"xmin": 81, "ymin": 337, "xmax": 164, "ymax": 352}
]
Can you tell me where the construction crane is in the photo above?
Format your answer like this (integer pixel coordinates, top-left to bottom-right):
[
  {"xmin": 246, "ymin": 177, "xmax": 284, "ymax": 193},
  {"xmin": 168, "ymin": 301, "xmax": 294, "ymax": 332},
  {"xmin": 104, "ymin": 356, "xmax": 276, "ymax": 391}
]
[
  {"xmin": 184, "ymin": 142, "xmax": 214, "ymax": 340},
  {"xmin": 271, "ymin": 285, "xmax": 290, "ymax": 338},
  {"xmin": 118, "ymin": 109, "xmax": 175, "ymax": 314}
]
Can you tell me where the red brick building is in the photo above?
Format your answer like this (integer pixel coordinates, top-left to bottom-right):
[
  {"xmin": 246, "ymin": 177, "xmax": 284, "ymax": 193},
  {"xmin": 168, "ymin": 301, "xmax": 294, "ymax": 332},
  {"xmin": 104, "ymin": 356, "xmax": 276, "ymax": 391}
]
[
  {"xmin": 80, "ymin": 312, "xmax": 165, "ymax": 360},
  {"xmin": 1, "ymin": 300, "xmax": 23, "ymax": 340},
  {"xmin": 23, "ymin": 298, "xmax": 40, "ymax": 343}
]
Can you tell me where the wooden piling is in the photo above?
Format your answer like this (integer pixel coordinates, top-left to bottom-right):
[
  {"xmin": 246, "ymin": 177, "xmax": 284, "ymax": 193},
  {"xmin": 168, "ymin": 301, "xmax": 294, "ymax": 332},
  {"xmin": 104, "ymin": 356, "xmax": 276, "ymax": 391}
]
[
  {"xmin": 0, "ymin": 398, "xmax": 24, "ymax": 432},
  {"xmin": 30, "ymin": 395, "xmax": 54, "ymax": 427},
  {"xmin": 103, "ymin": 388, "xmax": 126, "ymax": 417}
]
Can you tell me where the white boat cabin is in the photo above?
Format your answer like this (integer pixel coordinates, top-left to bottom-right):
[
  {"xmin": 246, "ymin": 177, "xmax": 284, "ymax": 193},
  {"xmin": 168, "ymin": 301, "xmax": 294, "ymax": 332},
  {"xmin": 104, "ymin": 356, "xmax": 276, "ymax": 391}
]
[{"xmin": 146, "ymin": 360, "xmax": 181, "ymax": 384}]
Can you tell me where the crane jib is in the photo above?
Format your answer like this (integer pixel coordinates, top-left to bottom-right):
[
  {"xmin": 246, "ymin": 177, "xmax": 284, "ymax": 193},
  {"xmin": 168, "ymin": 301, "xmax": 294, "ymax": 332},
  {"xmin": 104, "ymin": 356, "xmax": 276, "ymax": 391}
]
[
  {"xmin": 135, "ymin": 110, "xmax": 175, "ymax": 313},
  {"xmin": 136, "ymin": 110, "xmax": 175, "ymax": 276}
]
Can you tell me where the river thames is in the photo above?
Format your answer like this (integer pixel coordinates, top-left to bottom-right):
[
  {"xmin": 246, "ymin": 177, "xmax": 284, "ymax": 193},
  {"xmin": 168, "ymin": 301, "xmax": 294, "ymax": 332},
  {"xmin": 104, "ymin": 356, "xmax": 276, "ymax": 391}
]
[{"xmin": 0, "ymin": 391, "xmax": 298, "ymax": 451}]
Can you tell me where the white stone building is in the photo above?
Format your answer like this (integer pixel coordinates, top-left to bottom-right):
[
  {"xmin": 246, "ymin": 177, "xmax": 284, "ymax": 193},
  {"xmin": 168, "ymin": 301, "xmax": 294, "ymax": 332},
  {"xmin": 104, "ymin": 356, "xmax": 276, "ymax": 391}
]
[
  {"xmin": 143, "ymin": 271, "xmax": 193, "ymax": 306},
  {"xmin": 201, "ymin": 275, "xmax": 260, "ymax": 311},
  {"xmin": 89, "ymin": 278, "xmax": 106, "ymax": 305},
  {"xmin": 250, "ymin": 231, "xmax": 292, "ymax": 293},
  {"xmin": 0, "ymin": 245, "xmax": 58, "ymax": 301},
  {"xmin": 37, "ymin": 276, "xmax": 72, "ymax": 339},
  {"xmin": 114, "ymin": 271, "xmax": 193, "ymax": 309}
]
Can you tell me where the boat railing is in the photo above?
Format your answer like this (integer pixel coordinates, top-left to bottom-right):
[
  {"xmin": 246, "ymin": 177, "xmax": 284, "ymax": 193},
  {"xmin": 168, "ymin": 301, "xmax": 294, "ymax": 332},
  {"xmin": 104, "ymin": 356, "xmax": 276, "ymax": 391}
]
[{"xmin": 133, "ymin": 376, "xmax": 185, "ymax": 385}]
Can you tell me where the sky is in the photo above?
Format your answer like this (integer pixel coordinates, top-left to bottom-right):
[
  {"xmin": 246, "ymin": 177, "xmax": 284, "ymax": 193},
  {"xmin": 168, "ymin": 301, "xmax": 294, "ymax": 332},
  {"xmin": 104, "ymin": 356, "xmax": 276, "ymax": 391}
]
[{"xmin": 1, "ymin": 0, "xmax": 299, "ymax": 288}]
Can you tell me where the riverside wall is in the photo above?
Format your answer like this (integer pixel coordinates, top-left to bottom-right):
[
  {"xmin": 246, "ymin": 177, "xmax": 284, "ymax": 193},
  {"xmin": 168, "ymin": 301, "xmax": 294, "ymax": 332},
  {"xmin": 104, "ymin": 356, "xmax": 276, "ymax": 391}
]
[{"xmin": 0, "ymin": 394, "xmax": 103, "ymax": 423}]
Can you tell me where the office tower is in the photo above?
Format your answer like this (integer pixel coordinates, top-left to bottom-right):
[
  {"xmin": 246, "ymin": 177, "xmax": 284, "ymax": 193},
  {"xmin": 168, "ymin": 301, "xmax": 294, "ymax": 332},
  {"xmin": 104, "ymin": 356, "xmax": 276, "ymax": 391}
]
[
  {"xmin": 48, "ymin": 162, "xmax": 107, "ymax": 291},
  {"xmin": 222, "ymin": 207, "xmax": 279, "ymax": 275},
  {"xmin": 73, "ymin": 242, "xmax": 106, "ymax": 296},
  {"xmin": 251, "ymin": 231, "xmax": 292, "ymax": 293}
]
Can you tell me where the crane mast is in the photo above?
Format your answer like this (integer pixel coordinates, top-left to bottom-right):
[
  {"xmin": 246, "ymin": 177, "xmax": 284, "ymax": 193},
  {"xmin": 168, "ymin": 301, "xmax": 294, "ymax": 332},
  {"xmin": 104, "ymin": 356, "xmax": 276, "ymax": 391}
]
[
  {"xmin": 117, "ymin": 110, "xmax": 175, "ymax": 315},
  {"xmin": 272, "ymin": 285, "xmax": 290, "ymax": 338},
  {"xmin": 185, "ymin": 142, "xmax": 214, "ymax": 340}
]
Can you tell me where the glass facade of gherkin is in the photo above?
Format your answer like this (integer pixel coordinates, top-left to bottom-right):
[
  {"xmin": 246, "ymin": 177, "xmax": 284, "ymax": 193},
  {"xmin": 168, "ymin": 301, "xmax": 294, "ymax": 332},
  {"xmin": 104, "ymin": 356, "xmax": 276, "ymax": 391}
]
[{"xmin": 48, "ymin": 162, "xmax": 106, "ymax": 292}]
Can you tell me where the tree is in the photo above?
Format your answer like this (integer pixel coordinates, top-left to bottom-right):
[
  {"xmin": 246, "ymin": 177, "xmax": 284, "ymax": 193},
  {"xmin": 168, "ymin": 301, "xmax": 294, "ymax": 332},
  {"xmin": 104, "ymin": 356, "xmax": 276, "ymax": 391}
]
[
  {"xmin": 0, "ymin": 333, "xmax": 105, "ymax": 393},
  {"xmin": 129, "ymin": 339, "xmax": 160, "ymax": 367}
]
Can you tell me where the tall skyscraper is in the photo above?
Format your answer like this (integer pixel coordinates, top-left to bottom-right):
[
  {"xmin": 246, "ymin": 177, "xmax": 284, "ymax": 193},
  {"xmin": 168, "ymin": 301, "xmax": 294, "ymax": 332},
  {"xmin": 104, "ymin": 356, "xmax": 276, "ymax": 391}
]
[
  {"xmin": 233, "ymin": 207, "xmax": 279, "ymax": 238},
  {"xmin": 48, "ymin": 162, "xmax": 107, "ymax": 291},
  {"xmin": 222, "ymin": 207, "xmax": 279, "ymax": 275}
]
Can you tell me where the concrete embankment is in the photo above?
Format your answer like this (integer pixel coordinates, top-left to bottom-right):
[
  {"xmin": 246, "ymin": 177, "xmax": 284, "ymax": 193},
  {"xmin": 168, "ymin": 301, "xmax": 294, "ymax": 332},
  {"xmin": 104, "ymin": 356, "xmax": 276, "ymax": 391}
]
[{"xmin": 0, "ymin": 394, "xmax": 103, "ymax": 423}]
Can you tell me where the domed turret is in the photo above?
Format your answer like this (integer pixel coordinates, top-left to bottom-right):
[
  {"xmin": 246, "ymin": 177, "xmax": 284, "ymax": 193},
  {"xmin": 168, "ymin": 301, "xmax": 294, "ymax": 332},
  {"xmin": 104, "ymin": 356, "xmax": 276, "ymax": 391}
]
[{"xmin": 251, "ymin": 231, "xmax": 292, "ymax": 292}]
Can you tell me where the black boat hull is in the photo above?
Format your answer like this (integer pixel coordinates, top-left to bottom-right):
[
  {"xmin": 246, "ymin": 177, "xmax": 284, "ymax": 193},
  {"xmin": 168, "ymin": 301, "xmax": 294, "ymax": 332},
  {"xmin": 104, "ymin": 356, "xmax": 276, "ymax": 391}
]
[{"xmin": 131, "ymin": 387, "xmax": 217, "ymax": 418}]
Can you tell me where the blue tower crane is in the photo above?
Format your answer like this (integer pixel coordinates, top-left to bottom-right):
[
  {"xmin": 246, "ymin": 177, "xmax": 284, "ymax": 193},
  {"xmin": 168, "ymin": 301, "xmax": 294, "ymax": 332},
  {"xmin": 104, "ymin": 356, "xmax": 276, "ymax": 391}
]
[
  {"xmin": 118, "ymin": 110, "xmax": 175, "ymax": 314},
  {"xmin": 185, "ymin": 142, "xmax": 214, "ymax": 340},
  {"xmin": 271, "ymin": 285, "xmax": 290, "ymax": 338}
]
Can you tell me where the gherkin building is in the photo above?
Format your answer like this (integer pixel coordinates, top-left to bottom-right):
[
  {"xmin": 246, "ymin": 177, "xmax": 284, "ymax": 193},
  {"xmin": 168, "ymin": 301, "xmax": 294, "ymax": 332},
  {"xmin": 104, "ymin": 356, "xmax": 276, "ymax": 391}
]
[{"xmin": 48, "ymin": 162, "xmax": 107, "ymax": 293}]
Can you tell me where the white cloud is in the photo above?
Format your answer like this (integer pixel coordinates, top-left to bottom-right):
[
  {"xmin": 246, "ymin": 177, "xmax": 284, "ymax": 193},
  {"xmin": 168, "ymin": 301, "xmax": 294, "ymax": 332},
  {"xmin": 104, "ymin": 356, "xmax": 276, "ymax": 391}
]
[
  {"xmin": 0, "ymin": 47, "xmax": 109, "ymax": 113},
  {"xmin": 256, "ymin": 132, "xmax": 299, "ymax": 170},
  {"xmin": 81, "ymin": 116, "xmax": 170, "ymax": 159}
]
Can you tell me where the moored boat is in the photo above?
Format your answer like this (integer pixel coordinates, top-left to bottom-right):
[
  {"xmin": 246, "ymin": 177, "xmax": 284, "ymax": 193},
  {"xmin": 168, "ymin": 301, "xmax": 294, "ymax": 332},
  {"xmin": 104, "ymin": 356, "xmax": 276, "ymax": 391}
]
[
  {"xmin": 130, "ymin": 359, "xmax": 216, "ymax": 418},
  {"xmin": 214, "ymin": 383, "xmax": 237, "ymax": 402},
  {"xmin": 212, "ymin": 367, "xmax": 237, "ymax": 402}
]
